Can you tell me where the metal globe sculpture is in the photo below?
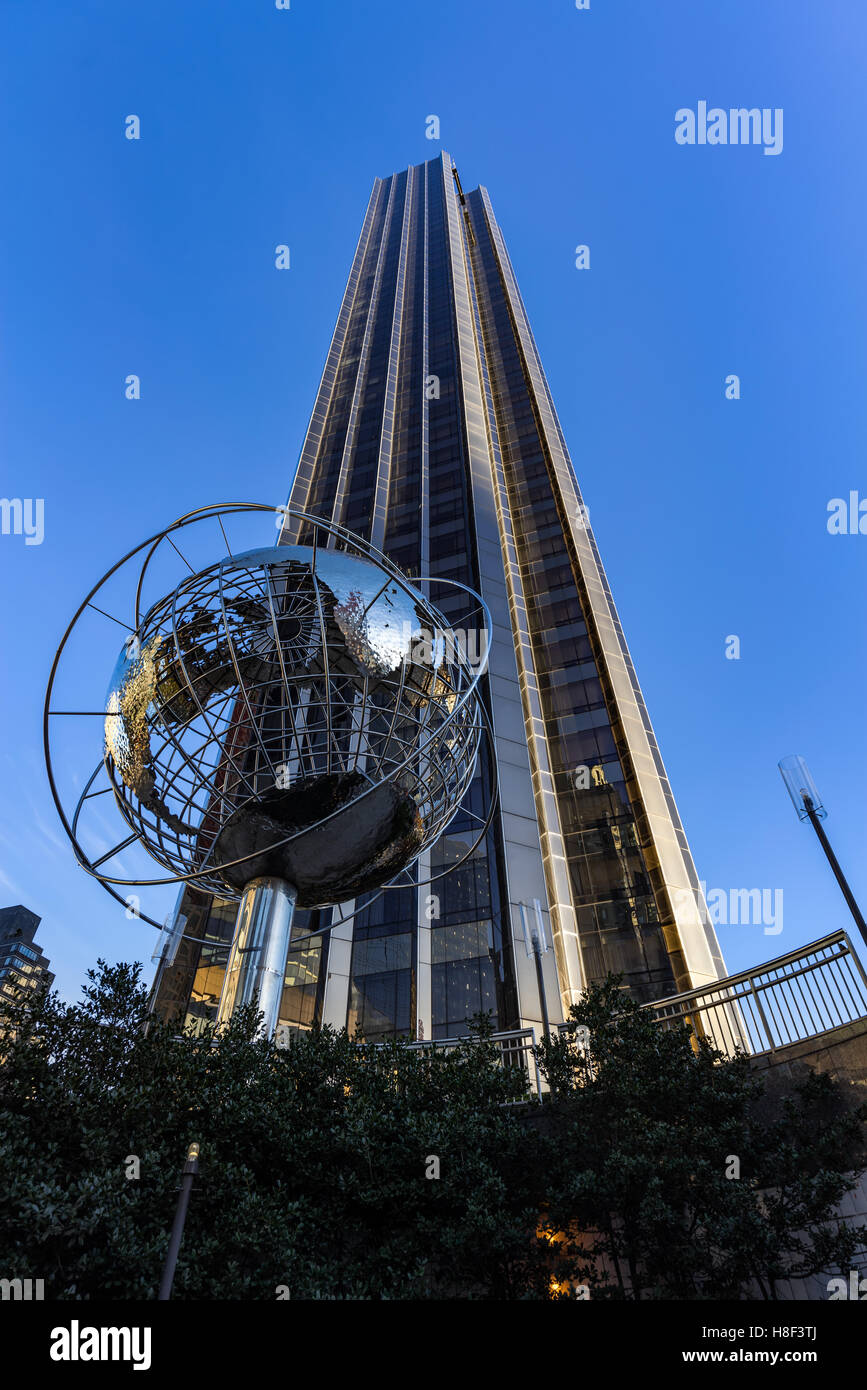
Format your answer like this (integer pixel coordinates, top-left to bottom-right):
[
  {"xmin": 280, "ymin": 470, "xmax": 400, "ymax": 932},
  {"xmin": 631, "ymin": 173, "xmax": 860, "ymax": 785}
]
[
  {"xmin": 103, "ymin": 541, "xmax": 481, "ymax": 903},
  {"xmin": 45, "ymin": 504, "xmax": 495, "ymax": 1036}
]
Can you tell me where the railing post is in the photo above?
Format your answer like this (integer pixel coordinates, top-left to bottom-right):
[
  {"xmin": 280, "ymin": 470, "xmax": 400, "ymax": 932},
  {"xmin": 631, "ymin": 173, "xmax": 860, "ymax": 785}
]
[
  {"xmin": 529, "ymin": 1027, "xmax": 542, "ymax": 1100},
  {"xmin": 748, "ymin": 977, "xmax": 775, "ymax": 1054},
  {"xmin": 843, "ymin": 931, "xmax": 867, "ymax": 993}
]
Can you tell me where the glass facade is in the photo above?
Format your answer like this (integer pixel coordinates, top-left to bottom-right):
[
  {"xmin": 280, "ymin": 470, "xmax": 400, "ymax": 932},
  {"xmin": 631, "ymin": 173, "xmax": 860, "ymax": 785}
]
[
  {"xmin": 151, "ymin": 154, "xmax": 725, "ymax": 1039},
  {"xmin": 0, "ymin": 904, "xmax": 55, "ymax": 1004}
]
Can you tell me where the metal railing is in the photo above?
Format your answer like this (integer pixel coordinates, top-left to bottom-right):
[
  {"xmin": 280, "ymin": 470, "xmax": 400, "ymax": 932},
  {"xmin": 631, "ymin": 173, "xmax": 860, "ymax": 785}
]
[
  {"xmin": 644, "ymin": 930, "xmax": 867, "ymax": 1056},
  {"xmin": 178, "ymin": 935, "xmax": 867, "ymax": 1081},
  {"xmin": 361, "ymin": 935, "xmax": 867, "ymax": 1088},
  {"xmin": 178, "ymin": 1023, "xmax": 543, "ymax": 1100},
  {"xmin": 383, "ymin": 1027, "xmax": 542, "ymax": 1100}
]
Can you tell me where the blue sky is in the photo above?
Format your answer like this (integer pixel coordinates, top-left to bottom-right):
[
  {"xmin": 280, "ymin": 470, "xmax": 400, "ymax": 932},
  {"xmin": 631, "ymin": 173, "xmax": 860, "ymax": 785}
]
[{"xmin": 1, "ymin": 0, "xmax": 865, "ymax": 999}]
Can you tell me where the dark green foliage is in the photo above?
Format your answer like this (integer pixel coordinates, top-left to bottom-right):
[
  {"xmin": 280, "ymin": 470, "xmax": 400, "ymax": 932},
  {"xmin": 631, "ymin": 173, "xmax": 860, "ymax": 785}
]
[
  {"xmin": 536, "ymin": 977, "xmax": 867, "ymax": 1299},
  {"xmin": 1, "ymin": 964, "xmax": 863, "ymax": 1300},
  {"xmin": 0, "ymin": 963, "xmax": 548, "ymax": 1300}
]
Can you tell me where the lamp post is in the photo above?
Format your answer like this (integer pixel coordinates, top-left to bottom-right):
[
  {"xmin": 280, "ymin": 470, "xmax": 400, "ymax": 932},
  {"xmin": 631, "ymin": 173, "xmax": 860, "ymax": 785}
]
[
  {"xmin": 158, "ymin": 1143, "xmax": 200, "ymax": 1301},
  {"xmin": 778, "ymin": 755, "xmax": 867, "ymax": 949}
]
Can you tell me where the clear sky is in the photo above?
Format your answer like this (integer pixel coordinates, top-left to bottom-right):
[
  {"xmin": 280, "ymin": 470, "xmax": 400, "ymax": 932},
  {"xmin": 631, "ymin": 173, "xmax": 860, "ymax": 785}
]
[{"xmin": 1, "ymin": 0, "xmax": 865, "ymax": 1001}]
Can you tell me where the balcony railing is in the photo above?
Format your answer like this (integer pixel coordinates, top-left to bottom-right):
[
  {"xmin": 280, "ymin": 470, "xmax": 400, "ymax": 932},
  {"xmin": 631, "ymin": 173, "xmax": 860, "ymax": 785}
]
[
  {"xmin": 362, "ymin": 935, "xmax": 867, "ymax": 1093},
  {"xmin": 378, "ymin": 1027, "xmax": 543, "ymax": 1100},
  {"xmin": 173, "ymin": 934, "xmax": 867, "ymax": 1086},
  {"xmin": 643, "ymin": 930, "xmax": 867, "ymax": 1057}
]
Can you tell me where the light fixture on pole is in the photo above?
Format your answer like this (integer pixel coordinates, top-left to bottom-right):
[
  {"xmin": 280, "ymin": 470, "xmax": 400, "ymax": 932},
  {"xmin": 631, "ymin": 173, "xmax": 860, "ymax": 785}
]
[
  {"xmin": 158, "ymin": 1142, "xmax": 200, "ymax": 1301},
  {"xmin": 778, "ymin": 754, "xmax": 867, "ymax": 949}
]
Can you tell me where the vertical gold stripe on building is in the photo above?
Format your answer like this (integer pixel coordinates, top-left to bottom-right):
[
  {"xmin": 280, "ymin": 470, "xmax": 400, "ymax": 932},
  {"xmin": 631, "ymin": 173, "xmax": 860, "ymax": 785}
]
[
  {"xmin": 420, "ymin": 160, "xmax": 430, "ymax": 578},
  {"xmin": 415, "ymin": 161, "xmax": 432, "ymax": 1043},
  {"xmin": 459, "ymin": 190, "xmax": 586, "ymax": 1019},
  {"xmin": 279, "ymin": 178, "xmax": 384, "ymax": 544},
  {"xmin": 439, "ymin": 153, "xmax": 570, "ymax": 1030},
  {"xmin": 370, "ymin": 166, "xmax": 414, "ymax": 552},
  {"xmin": 329, "ymin": 174, "xmax": 399, "ymax": 534},
  {"xmin": 280, "ymin": 177, "xmax": 392, "ymax": 1028},
  {"xmin": 477, "ymin": 185, "xmax": 723, "ymax": 992}
]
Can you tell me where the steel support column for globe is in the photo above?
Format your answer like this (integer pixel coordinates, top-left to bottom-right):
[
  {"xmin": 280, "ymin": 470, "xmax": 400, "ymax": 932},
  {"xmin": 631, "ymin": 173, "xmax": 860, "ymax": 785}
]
[{"xmin": 216, "ymin": 877, "xmax": 296, "ymax": 1037}]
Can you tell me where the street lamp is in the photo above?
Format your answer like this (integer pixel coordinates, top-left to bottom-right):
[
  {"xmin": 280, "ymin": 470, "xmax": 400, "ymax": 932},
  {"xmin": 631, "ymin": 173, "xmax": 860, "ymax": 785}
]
[
  {"xmin": 778, "ymin": 754, "xmax": 867, "ymax": 948},
  {"xmin": 158, "ymin": 1142, "xmax": 200, "ymax": 1301}
]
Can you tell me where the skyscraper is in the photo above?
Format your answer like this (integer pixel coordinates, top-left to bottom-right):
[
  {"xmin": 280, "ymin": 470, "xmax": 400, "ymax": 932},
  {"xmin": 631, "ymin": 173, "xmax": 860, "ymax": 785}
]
[
  {"xmin": 151, "ymin": 153, "xmax": 725, "ymax": 1040},
  {"xmin": 0, "ymin": 905, "xmax": 55, "ymax": 1004}
]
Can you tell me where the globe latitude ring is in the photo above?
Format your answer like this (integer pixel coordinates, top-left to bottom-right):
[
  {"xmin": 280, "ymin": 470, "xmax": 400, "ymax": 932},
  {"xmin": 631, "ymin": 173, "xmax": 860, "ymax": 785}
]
[{"xmin": 44, "ymin": 504, "xmax": 497, "ymax": 936}]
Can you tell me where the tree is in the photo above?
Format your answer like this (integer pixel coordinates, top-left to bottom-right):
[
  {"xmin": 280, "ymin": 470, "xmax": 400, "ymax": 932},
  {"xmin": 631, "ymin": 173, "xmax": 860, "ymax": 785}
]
[
  {"xmin": 2, "ymin": 961, "xmax": 863, "ymax": 1300},
  {"xmin": 0, "ymin": 962, "xmax": 549, "ymax": 1299},
  {"xmin": 535, "ymin": 976, "xmax": 867, "ymax": 1299}
]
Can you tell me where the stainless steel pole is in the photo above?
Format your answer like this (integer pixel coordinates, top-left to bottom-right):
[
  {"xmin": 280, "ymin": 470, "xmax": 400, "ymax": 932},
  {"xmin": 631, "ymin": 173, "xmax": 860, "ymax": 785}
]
[
  {"xmin": 803, "ymin": 796, "xmax": 867, "ymax": 949},
  {"xmin": 533, "ymin": 945, "xmax": 551, "ymax": 1040},
  {"xmin": 217, "ymin": 877, "xmax": 296, "ymax": 1037}
]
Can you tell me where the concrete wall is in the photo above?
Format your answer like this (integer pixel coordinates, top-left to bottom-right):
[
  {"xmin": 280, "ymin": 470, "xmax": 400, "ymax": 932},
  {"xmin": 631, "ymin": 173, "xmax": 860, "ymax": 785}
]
[{"xmin": 750, "ymin": 1019, "xmax": 867, "ymax": 1300}]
